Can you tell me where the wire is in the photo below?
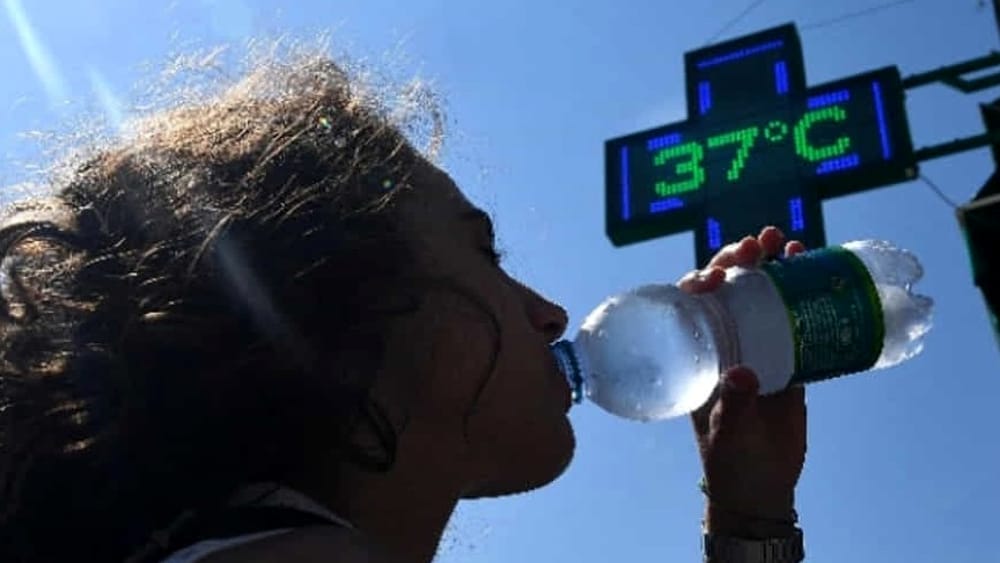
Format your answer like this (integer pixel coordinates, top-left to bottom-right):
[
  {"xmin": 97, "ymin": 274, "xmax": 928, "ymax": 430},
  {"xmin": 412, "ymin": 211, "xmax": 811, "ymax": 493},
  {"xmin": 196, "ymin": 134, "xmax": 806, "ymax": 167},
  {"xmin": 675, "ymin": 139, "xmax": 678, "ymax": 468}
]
[
  {"xmin": 704, "ymin": 0, "xmax": 767, "ymax": 45},
  {"xmin": 920, "ymin": 174, "xmax": 960, "ymax": 209},
  {"xmin": 704, "ymin": 0, "xmax": 918, "ymax": 45},
  {"xmin": 800, "ymin": 0, "xmax": 917, "ymax": 32}
]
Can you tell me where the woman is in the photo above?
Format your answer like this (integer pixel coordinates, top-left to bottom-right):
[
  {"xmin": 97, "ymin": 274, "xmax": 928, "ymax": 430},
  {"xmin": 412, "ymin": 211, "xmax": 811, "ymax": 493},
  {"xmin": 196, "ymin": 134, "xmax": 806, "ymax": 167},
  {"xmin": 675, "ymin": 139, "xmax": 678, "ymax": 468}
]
[{"xmin": 0, "ymin": 52, "xmax": 806, "ymax": 562}]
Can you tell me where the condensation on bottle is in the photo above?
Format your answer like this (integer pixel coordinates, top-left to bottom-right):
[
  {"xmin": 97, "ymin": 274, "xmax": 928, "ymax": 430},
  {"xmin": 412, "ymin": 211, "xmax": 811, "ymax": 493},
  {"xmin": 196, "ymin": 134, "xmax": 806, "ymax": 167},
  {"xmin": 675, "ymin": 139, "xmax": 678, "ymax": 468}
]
[{"xmin": 552, "ymin": 240, "xmax": 933, "ymax": 422}]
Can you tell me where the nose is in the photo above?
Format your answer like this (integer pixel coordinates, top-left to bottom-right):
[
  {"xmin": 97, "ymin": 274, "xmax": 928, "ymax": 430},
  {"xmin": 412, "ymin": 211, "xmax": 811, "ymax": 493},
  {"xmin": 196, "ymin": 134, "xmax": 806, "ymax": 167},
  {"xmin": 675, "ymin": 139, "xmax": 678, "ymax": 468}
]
[{"xmin": 518, "ymin": 281, "xmax": 569, "ymax": 343}]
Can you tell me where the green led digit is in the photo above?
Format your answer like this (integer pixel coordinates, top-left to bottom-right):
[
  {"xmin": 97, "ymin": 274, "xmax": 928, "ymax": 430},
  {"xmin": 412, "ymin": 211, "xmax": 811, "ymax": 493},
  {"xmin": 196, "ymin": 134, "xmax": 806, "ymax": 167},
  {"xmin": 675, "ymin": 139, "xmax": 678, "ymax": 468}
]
[
  {"xmin": 707, "ymin": 126, "xmax": 761, "ymax": 182},
  {"xmin": 794, "ymin": 106, "xmax": 852, "ymax": 162},
  {"xmin": 652, "ymin": 141, "xmax": 705, "ymax": 196}
]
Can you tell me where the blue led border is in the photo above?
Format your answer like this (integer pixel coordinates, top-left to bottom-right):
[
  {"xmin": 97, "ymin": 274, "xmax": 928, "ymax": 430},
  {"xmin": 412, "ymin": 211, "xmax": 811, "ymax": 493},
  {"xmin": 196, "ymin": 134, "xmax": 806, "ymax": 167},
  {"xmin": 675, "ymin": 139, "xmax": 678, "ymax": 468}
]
[
  {"xmin": 872, "ymin": 81, "xmax": 892, "ymax": 160},
  {"xmin": 707, "ymin": 218, "xmax": 723, "ymax": 250},
  {"xmin": 647, "ymin": 133, "xmax": 682, "ymax": 151},
  {"xmin": 807, "ymin": 89, "xmax": 850, "ymax": 109},
  {"xmin": 699, "ymin": 82, "xmax": 712, "ymax": 115},
  {"xmin": 775, "ymin": 61, "xmax": 789, "ymax": 95},
  {"xmin": 696, "ymin": 40, "xmax": 785, "ymax": 70},
  {"xmin": 788, "ymin": 197, "xmax": 805, "ymax": 232},
  {"xmin": 816, "ymin": 154, "xmax": 861, "ymax": 175},
  {"xmin": 650, "ymin": 198, "xmax": 685, "ymax": 214}
]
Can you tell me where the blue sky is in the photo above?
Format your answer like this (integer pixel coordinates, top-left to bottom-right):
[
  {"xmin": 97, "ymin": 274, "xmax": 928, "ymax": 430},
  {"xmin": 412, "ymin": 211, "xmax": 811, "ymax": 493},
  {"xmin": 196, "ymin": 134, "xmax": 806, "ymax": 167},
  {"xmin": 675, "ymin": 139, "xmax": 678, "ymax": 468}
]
[{"xmin": 2, "ymin": 1, "xmax": 999, "ymax": 561}]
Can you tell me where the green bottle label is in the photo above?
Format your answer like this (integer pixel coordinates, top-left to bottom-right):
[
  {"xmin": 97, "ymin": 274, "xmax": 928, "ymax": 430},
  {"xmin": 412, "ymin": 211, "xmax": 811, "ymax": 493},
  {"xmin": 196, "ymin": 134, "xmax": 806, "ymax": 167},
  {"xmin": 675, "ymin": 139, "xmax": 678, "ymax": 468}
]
[{"xmin": 761, "ymin": 247, "xmax": 885, "ymax": 385}]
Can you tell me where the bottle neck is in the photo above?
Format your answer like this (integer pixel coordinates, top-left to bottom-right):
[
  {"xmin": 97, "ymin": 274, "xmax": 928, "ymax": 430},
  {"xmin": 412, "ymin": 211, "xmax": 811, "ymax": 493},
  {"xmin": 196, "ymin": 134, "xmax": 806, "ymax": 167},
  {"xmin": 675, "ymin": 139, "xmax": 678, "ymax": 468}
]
[{"xmin": 551, "ymin": 340, "xmax": 585, "ymax": 405}]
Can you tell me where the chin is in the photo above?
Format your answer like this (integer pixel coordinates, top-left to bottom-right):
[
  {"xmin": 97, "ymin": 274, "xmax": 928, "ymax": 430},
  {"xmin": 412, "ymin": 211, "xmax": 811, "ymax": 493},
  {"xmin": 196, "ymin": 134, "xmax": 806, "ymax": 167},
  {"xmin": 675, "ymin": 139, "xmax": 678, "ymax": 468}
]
[{"xmin": 464, "ymin": 417, "xmax": 576, "ymax": 499}]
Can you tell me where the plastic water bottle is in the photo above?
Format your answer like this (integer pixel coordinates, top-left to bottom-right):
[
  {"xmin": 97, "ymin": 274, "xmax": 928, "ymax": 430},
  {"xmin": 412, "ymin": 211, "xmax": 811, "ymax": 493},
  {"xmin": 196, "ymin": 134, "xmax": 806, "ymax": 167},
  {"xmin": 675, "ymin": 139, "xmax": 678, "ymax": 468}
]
[{"xmin": 551, "ymin": 240, "xmax": 933, "ymax": 422}]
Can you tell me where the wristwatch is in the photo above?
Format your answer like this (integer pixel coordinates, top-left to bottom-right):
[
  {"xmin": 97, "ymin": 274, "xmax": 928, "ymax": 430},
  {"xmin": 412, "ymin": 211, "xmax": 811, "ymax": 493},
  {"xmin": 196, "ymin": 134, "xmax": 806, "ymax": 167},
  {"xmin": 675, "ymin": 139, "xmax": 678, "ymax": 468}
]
[{"xmin": 702, "ymin": 528, "xmax": 805, "ymax": 563}]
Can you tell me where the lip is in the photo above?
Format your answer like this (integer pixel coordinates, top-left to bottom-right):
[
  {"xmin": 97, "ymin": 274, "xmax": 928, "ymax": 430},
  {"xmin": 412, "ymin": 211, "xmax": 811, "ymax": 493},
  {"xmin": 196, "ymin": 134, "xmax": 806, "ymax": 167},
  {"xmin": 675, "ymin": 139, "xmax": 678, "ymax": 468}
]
[{"xmin": 548, "ymin": 353, "xmax": 573, "ymax": 413}]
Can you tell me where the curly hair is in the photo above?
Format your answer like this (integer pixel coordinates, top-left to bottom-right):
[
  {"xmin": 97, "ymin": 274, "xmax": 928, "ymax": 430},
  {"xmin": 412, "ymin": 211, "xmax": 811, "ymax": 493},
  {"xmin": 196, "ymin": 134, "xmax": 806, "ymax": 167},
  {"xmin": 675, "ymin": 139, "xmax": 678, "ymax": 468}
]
[{"xmin": 0, "ymin": 50, "xmax": 437, "ymax": 562}]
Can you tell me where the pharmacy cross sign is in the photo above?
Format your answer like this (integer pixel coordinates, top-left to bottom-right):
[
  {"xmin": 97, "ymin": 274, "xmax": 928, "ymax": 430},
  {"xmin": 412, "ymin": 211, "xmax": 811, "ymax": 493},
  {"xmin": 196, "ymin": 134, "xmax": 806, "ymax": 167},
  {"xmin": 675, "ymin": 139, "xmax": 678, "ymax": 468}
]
[{"xmin": 604, "ymin": 23, "xmax": 918, "ymax": 266}]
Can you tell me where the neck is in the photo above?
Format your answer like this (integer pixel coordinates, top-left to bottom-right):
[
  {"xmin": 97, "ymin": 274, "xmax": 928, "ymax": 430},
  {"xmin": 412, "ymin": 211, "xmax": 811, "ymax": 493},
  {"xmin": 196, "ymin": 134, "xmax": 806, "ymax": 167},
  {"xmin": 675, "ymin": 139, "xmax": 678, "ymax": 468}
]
[
  {"xmin": 294, "ymin": 441, "xmax": 467, "ymax": 563},
  {"xmin": 340, "ymin": 467, "xmax": 460, "ymax": 563}
]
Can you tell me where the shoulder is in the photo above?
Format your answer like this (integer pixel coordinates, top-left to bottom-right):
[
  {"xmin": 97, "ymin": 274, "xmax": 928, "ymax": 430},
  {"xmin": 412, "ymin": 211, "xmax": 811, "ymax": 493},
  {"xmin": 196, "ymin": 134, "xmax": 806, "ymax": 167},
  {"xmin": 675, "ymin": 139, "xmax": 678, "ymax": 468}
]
[{"xmin": 197, "ymin": 525, "xmax": 398, "ymax": 563}]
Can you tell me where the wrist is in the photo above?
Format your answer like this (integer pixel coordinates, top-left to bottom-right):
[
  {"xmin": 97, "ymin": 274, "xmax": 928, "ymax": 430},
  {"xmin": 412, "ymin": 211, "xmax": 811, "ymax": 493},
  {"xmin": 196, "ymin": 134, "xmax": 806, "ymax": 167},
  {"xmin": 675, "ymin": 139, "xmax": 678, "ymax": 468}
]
[
  {"xmin": 704, "ymin": 503, "xmax": 798, "ymax": 540},
  {"xmin": 698, "ymin": 477, "xmax": 798, "ymax": 539}
]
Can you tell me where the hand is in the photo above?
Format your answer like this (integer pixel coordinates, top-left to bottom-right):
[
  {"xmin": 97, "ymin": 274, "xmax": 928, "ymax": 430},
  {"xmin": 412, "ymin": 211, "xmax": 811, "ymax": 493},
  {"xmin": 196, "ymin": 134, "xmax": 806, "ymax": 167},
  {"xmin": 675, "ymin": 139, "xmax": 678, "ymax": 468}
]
[{"xmin": 678, "ymin": 227, "xmax": 807, "ymax": 539}]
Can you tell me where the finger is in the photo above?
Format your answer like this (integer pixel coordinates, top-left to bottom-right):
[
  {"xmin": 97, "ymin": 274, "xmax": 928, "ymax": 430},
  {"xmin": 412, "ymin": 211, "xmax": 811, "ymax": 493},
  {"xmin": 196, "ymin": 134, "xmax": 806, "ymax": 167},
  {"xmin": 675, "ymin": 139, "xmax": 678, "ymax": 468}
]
[
  {"xmin": 708, "ymin": 237, "xmax": 762, "ymax": 270},
  {"xmin": 691, "ymin": 386, "xmax": 719, "ymax": 438},
  {"xmin": 758, "ymin": 226, "xmax": 786, "ymax": 259},
  {"xmin": 710, "ymin": 366, "xmax": 760, "ymax": 439},
  {"xmin": 678, "ymin": 267, "xmax": 726, "ymax": 294},
  {"xmin": 785, "ymin": 240, "xmax": 806, "ymax": 257}
]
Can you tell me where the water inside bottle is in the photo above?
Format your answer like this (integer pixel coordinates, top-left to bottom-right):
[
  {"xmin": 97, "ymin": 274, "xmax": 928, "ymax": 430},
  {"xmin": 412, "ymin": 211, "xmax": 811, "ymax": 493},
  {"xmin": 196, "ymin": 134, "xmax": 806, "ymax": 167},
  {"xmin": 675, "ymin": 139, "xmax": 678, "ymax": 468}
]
[
  {"xmin": 844, "ymin": 241, "xmax": 934, "ymax": 370},
  {"xmin": 873, "ymin": 284, "xmax": 933, "ymax": 369},
  {"xmin": 577, "ymin": 285, "xmax": 721, "ymax": 421}
]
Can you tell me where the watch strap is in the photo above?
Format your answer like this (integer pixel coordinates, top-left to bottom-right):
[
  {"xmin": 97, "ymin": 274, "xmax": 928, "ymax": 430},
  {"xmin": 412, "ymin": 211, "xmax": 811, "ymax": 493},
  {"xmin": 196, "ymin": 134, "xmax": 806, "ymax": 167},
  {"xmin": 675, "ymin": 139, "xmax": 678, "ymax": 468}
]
[{"xmin": 703, "ymin": 527, "xmax": 804, "ymax": 563}]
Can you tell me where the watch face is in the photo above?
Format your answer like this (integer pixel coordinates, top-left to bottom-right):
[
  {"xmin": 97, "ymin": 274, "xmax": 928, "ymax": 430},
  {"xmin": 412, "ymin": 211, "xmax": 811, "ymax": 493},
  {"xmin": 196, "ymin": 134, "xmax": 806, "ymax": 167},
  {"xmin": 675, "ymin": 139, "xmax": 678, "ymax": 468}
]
[{"xmin": 703, "ymin": 529, "xmax": 805, "ymax": 563}]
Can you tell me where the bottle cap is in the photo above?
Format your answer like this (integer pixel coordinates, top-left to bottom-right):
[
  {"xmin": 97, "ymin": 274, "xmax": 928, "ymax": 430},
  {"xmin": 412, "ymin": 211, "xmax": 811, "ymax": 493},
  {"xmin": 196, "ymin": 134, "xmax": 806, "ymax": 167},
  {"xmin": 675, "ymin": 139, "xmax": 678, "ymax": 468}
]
[{"xmin": 551, "ymin": 340, "xmax": 585, "ymax": 404}]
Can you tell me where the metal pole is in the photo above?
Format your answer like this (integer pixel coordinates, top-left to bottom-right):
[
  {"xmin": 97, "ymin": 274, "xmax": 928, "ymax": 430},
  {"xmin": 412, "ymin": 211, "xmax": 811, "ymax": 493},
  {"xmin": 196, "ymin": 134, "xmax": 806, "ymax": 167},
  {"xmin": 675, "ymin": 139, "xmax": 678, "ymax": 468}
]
[
  {"xmin": 994, "ymin": 0, "xmax": 1000, "ymax": 42},
  {"xmin": 902, "ymin": 52, "xmax": 1000, "ymax": 90},
  {"xmin": 914, "ymin": 129, "xmax": 1000, "ymax": 162}
]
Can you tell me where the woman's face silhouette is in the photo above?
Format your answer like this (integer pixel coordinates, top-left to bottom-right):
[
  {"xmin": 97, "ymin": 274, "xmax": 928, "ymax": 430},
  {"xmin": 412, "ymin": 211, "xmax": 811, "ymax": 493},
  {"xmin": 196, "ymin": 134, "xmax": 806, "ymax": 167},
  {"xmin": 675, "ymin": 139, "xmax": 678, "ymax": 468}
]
[{"xmin": 367, "ymin": 159, "xmax": 575, "ymax": 498}]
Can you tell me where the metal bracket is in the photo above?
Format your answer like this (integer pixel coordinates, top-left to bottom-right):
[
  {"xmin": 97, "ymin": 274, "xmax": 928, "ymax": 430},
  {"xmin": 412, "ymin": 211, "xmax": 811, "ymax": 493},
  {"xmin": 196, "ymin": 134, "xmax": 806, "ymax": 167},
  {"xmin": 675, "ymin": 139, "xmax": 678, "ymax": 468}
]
[
  {"xmin": 904, "ymin": 53, "xmax": 1000, "ymax": 162},
  {"xmin": 903, "ymin": 52, "xmax": 1000, "ymax": 92},
  {"xmin": 915, "ymin": 129, "xmax": 1000, "ymax": 162}
]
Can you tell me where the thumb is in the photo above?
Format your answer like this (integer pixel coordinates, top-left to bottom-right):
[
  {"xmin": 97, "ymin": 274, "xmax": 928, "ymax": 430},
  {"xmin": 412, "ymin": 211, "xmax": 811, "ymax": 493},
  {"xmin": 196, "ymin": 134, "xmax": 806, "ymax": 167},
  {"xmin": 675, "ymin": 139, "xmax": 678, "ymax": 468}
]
[{"xmin": 713, "ymin": 366, "xmax": 760, "ymax": 433}]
